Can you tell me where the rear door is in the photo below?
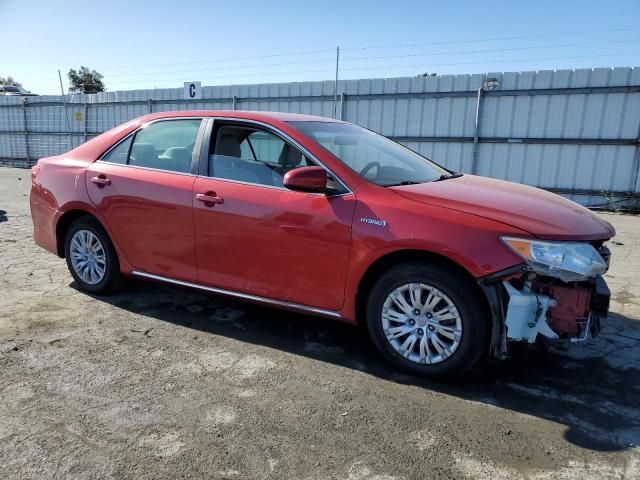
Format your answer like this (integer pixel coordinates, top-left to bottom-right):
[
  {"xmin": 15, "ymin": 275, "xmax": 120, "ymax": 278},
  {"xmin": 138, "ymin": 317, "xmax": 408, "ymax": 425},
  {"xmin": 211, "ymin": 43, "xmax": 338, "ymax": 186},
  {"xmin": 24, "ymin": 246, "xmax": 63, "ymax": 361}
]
[
  {"xmin": 192, "ymin": 120, "xmax": 356, "ymax": 312},
  {"xmin": 86, "ymin": 118, "xmax": 204, "ymax": 281}
]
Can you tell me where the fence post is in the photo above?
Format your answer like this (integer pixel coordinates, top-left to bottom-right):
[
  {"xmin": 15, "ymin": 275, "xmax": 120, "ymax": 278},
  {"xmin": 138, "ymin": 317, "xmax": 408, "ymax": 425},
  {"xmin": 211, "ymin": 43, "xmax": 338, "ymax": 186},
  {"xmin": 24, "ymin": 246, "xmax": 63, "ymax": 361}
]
[
  {"xmin": 232, "ymin": 95, "xmax": 237, "ymax": 110},
  {"xmin": 631, "ymin": 115, "xmax": 640, "ymax": 195},
  {"xmin": 333, "ymin": 46, "xmax": 340, "ymax": 119},
  {"xmin": 83, "ymin": 103, "xmax": 88, "ymax": 143},
  {"xmin": 340, "ymin": 93, "xmax": 346, "ymax": 120},
  {"xmin": 22, "ymin": 98, "xmax": 30, "ymax": 166},
  {"xmin": 471, "ymin": 86, "xmax": 483, "ymax": 174},
  {"xmin": 147, "ymin": 98, "xmax": 153, "ymax": 113}
]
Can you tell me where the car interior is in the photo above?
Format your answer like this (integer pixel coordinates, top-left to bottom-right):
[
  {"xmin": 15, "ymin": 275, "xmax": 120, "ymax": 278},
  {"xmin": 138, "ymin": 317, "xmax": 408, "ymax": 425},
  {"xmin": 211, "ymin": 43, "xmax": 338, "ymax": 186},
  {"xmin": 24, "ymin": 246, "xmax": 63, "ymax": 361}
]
[
  {"xmin": 129, "ymin": 143, "xmax": 193, "ymax": 173},
  {"xmin": 210, "ymin": 126, "xmax": 311, "ymax": 187}
]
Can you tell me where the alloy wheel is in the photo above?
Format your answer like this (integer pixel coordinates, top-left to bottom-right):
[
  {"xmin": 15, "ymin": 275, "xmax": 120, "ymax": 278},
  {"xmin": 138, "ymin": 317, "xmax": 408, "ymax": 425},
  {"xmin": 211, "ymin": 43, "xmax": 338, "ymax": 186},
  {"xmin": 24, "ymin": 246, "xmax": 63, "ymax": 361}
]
[
  {"xmin": 381, "ymin": 283, "xmax": 463, "ymax": 364},
  {"xmin": 69, "ymin": 229, "xmax": 107, "ymax": 285}
]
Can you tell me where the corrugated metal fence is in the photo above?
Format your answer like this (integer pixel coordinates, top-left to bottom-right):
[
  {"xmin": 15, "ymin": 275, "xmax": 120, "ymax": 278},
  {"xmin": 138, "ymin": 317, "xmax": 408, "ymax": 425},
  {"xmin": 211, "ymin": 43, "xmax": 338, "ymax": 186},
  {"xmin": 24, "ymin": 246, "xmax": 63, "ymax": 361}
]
[{"xmin": 1, "ymin": 67, "xmax": 639, "ymax": 208}]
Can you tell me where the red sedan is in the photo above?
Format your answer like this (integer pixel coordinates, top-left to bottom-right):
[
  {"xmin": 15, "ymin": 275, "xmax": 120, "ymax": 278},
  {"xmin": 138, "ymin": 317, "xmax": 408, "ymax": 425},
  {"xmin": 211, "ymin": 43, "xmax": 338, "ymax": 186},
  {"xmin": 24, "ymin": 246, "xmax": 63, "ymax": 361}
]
[{"xmin": 30, "ymin": 111, "xmax": 614, "ymax": 377}]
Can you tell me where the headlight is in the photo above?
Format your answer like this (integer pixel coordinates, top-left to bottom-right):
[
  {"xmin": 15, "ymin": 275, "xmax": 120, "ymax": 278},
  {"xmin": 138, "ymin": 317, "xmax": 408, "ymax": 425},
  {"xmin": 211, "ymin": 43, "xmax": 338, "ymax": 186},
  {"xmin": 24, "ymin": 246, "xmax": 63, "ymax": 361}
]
[{"xmin": 501, "ymin": 236, "xmax": 607, "ymax": 282}]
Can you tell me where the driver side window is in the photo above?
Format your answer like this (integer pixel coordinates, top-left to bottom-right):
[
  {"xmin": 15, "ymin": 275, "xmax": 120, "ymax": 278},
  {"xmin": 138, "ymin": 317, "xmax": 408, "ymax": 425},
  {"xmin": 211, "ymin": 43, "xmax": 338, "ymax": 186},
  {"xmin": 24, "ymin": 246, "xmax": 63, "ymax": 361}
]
[
  {"xmin": 209, "ymin": 124, "xmax": 348, "ymax": 194},
  {"xmin": 210, "ymin": 125, "xmax": 309, "ymax": 187}
]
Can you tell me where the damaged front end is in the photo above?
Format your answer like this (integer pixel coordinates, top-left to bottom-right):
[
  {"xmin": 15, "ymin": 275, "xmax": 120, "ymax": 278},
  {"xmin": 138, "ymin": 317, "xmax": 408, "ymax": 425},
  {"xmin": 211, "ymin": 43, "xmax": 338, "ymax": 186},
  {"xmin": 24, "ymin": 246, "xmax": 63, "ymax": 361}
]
[{"xmin": 480, "ymin": 239, "xmax": 611, "ymax": 359}]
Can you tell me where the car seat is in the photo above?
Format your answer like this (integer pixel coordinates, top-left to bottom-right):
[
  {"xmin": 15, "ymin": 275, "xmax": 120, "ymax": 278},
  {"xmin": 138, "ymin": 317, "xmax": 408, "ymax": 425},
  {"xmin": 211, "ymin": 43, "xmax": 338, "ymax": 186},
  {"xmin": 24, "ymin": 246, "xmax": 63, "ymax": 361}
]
[{"xmin": 129, "ymin": 143, "xmax": 158, "ymax": 169}]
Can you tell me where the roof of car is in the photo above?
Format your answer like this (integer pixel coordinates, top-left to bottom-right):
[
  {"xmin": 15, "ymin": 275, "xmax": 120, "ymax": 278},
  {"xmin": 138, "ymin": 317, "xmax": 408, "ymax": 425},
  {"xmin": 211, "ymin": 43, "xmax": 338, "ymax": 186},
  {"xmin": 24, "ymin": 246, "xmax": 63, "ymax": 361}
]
[{"xmin": 139, "ymin": 110, "xmax": 344, "ymax": 124}]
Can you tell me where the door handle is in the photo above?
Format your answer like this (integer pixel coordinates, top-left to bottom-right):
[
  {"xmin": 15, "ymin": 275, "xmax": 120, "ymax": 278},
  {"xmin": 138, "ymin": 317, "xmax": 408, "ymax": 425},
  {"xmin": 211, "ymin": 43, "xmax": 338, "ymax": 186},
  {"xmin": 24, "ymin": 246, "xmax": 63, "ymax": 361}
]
[
  {"xmin": 91, "ymin": 175, "xmax": 111, "ymax": 187},
  {"xmin": 195, "ymin": 192, "xmax": 224, "ymax": 205}
]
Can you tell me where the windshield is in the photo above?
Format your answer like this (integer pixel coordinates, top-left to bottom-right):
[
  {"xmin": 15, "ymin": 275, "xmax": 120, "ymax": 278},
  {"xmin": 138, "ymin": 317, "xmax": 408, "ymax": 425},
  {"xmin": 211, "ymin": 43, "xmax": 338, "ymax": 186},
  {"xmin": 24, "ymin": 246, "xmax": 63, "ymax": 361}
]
[{"xmin": 289, "ymin": 121, "xmax": 449, "ymax": 186}]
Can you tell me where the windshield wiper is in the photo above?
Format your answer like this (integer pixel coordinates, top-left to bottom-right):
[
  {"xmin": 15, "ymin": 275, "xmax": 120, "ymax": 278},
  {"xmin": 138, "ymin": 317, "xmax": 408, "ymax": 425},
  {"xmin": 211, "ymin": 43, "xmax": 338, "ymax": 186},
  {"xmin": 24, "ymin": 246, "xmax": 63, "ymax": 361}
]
[
  {"xmin": 384, "ymin": 173, "xmax": 463, "ymax": 187},
  {"xmin": 431, "ymin": 172, "xmax": 464, "ymax": 182},
  {"xmin": 383, "ymin": 180, "xmax": 422, "ymax": 187}
]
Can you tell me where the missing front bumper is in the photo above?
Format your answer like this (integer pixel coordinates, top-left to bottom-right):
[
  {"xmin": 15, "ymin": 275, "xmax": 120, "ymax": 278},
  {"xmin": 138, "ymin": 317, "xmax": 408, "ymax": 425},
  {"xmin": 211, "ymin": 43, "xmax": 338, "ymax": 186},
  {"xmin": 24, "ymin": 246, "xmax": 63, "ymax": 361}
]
[{"xmin": 479, "ymin": 269, "xmax": 610, "ymax": 358}]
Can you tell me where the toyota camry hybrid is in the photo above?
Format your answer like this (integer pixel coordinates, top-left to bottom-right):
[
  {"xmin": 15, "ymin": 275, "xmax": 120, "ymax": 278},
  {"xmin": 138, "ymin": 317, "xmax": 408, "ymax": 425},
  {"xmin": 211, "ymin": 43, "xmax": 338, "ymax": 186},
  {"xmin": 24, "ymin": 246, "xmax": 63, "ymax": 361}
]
[{"xmin": 30, "ymin": 111, "xmax": 614, "ymax": 377}]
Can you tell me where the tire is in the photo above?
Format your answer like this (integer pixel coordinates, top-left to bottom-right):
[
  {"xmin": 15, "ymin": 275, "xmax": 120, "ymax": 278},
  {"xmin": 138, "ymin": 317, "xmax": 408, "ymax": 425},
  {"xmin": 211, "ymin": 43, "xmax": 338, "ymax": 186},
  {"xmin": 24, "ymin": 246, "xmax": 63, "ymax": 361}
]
[
  {"xmin": 366, "ymin": 262, "xmax": 488, "ymax": 378},
  {"xmin": 64, "ymin": 216, "xmax": 122, "ymax": 294}
]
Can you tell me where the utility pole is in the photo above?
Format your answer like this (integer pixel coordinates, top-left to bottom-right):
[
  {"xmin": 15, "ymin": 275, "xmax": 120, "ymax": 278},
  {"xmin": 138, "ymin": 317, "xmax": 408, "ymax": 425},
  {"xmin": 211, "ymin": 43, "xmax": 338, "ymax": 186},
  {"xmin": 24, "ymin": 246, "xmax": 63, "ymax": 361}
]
[
  {"xmin": 58, "ymin": 69, "xmax": 73, "ymax": 149},
  {"xmin": 333, "ymin": 46, "xmax": 340, "ymax": 119}
]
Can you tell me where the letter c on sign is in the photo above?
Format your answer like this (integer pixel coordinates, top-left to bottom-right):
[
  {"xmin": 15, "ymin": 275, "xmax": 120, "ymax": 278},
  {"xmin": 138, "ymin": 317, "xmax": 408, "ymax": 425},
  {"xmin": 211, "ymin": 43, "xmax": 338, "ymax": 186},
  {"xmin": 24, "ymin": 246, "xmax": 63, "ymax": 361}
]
[{"xmin": 189, "ymin": 84, "xmax": 196, "ymax": 98}]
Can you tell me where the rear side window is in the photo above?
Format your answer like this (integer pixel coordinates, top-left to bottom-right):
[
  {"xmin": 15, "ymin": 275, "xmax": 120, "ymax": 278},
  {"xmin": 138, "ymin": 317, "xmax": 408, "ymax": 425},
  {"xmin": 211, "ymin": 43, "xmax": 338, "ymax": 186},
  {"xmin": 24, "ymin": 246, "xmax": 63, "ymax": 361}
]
[
  {"xmin": 126, "ymin": 119, "xmax": 201, "ymax": 173},
  {"xmin": 102, "ymin": 137, "xmax": 132, "ymax": 164}
]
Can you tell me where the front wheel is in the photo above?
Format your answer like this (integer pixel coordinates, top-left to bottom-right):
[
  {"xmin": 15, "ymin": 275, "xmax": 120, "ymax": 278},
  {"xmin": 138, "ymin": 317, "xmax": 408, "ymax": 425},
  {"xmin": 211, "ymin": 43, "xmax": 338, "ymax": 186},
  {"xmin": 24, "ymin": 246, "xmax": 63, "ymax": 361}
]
[
  {"xmin": 366, "ymin": 263, "xmax": 488, "ymax": 378},
  {"xmin": 64, "ymin": 216, "xmax": 122, "ymax": 294}
]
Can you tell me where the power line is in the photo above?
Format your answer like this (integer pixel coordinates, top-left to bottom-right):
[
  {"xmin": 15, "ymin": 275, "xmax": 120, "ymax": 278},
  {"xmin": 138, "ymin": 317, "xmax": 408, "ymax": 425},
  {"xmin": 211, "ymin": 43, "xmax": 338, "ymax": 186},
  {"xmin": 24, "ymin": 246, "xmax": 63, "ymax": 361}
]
[
  {"xmin": 75, "ymin": 48, "xmax": 336, "ymax": 72},
  {"xmin": 15, "ymin": 26, "xmax": 639, "ymax": 77},
  {"xmin": 339, "ymin": 51, "xmax": 640, "ymax": 73},
  {"xmin": 17, "ymin": 38, "xmax": 640, "ymax": 84},
  {"xmin": 107, "ymin": 39, "xmax": 640, "ymax": 79},
  {"xmin": 341, "ymin": 26, "xmax": 640, "ymax": 51},
  {"xmin": 341, "ymin": 39, "xmax": 640, "ymax": 62},
  {"xmin": 101, "ymin": 26, "xmax": 640, "ymax": 71},
  {"xmin": 102, "ymin": 51, "xmax": 640, "ymax": 87}
]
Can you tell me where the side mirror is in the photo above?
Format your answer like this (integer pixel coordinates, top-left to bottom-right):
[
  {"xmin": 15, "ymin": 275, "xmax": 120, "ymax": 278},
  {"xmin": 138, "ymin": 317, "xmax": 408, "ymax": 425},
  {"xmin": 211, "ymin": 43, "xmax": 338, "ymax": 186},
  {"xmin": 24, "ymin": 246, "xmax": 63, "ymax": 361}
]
[{"xmin": 283, "ymin": 166, "xmax": 327, "ymax": 193}]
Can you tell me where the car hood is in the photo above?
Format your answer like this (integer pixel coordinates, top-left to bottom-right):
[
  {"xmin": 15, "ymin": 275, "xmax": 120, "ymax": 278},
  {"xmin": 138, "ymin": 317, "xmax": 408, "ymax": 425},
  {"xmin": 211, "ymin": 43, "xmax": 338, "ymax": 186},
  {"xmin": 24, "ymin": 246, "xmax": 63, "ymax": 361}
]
[{"xmin": 390, "ymin": 174, "xmax": 615, "ymax": 241}]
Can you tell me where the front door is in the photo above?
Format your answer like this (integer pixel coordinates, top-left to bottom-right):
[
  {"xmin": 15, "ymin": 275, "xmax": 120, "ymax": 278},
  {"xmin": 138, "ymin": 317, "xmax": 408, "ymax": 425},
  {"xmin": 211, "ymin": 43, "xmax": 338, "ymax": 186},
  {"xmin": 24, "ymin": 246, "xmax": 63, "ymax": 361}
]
[
  {"xmin": 86, "ymin": 118, "xmax": 203, "ymax": 281},
  {"xmin": 193, "ymin": 122, "xmax": 355, "ymax": 311}
]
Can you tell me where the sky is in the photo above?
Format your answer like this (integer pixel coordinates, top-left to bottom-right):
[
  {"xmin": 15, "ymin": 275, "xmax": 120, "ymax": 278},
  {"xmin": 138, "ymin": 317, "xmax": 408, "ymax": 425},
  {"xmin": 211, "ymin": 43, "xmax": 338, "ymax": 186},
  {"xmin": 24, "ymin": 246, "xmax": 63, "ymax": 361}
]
[{"xmin": 1, "ymin": 0, "xmax": 639, "ymax": 95}]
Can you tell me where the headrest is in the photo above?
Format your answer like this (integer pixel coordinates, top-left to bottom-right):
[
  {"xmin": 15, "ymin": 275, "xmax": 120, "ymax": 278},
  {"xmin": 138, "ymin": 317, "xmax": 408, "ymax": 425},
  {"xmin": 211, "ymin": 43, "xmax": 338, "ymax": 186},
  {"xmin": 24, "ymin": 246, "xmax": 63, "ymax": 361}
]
[
  {"xmin": 217, "ymin": 133, "xmax": 242, "ymax": 158},
  {"xmin": 130, "ymin": 143, "xmax": 157, "ymax": 165},
  {"xmin": 278, "ymin": 144, "xmax": 302, "ymax": 167},
  {"xmin": 163, "ymin": 147, "xmax": 191, "ymax": 163}
]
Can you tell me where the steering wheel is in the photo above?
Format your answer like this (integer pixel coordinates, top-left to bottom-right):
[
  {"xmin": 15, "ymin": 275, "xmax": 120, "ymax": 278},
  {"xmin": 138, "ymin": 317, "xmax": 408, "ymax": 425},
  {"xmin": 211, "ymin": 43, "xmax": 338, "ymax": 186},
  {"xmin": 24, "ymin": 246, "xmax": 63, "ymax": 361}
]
[{"xmin": 360, "ymin": 161, "xmax": 381, "ymax": 179}]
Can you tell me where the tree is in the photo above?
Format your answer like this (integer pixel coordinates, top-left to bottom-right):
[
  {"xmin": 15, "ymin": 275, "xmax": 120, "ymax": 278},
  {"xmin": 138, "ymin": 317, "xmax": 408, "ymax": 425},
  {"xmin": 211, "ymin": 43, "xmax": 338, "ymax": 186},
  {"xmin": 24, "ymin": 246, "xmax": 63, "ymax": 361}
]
[
  {"xmin": 0, "ymin": 76, "xmax": 22, "ymax": 86},
  {"xmin": 67, "ymin": 66, "xmax": 105, "ymax": 94}
]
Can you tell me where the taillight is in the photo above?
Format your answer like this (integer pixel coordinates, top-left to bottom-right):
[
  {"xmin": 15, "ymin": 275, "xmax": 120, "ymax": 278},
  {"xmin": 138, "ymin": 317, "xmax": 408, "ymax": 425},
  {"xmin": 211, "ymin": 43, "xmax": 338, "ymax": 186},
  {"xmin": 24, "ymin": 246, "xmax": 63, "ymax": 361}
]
[{"xmin": 31, "ymin": 165, "xmax": 41, "ymax": 180}]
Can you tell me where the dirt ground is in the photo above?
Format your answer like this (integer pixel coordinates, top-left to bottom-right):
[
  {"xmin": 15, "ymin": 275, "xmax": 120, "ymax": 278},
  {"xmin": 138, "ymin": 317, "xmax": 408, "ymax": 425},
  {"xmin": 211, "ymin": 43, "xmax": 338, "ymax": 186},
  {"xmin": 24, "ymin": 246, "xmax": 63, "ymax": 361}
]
[{"xmin": 1, "ymin": 166, "xmax": 639, "ymax": 480}]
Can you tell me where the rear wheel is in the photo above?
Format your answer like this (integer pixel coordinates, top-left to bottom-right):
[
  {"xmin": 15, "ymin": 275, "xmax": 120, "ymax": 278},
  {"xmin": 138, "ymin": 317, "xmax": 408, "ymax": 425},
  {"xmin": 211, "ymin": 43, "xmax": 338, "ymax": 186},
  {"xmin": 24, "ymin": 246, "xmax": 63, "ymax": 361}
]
[
  {"xmin": 366, "ymin": 262, "xmax": 488, "ymax": 378},
  {"xmin": 64, "ymin": 217, "xmax": 122, "ymax": 294}
]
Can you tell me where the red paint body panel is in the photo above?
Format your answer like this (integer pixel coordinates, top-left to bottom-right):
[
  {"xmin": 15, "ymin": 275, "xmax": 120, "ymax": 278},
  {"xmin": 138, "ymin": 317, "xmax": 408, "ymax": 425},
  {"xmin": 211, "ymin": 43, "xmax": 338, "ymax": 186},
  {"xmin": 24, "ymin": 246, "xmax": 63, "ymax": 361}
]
[
  {"xmin": 85, "ymin": 162, "xmax": 197, "ymax": 281},
  {"xmin": 30, "ymin": 110, "xmax": 615, "ymax": 323},
  {"xmin": 29, "ymin": 154, "xmax": 99, "ymax": 255},
  {"xmin": 192, "ymin": 177, "xmax": 355, "ymax": 311},
  {"xmin": 339, "ymin": 187, "xmax": 530, "ymax": 319},
  {"xmin": 392, "ymin": 174, "xmax": 615, "ymax": 241},
  {"xmin": 29, "ymin": 155, "xmax": 136, "ymax": 273}
]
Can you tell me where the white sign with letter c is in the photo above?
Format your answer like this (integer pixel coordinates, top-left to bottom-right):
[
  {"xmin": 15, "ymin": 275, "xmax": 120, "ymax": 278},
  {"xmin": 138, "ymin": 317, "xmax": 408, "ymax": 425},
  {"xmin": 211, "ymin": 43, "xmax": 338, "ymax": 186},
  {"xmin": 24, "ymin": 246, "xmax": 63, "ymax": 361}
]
[{"xmin": 184, "ymin": 81, "xmax": 202, "ymax": 100}]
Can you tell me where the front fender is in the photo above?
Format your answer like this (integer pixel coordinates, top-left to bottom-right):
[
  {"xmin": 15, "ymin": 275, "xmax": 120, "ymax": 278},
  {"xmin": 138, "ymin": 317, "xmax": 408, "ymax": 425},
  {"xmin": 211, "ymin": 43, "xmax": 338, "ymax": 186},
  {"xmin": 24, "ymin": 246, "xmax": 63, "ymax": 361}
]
[{"xmin": 340, "ymin": 196, "xmax": 529, "ymax": 321}]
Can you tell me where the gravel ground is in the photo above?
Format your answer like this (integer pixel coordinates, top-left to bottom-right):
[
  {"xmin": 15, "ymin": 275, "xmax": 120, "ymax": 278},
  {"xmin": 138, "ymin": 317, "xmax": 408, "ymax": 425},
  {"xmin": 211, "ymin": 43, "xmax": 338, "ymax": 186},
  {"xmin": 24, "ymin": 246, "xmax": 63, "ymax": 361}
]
[{"xmin": 1, "ymin": 166, "xmax": 639, "ymax": 480}]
